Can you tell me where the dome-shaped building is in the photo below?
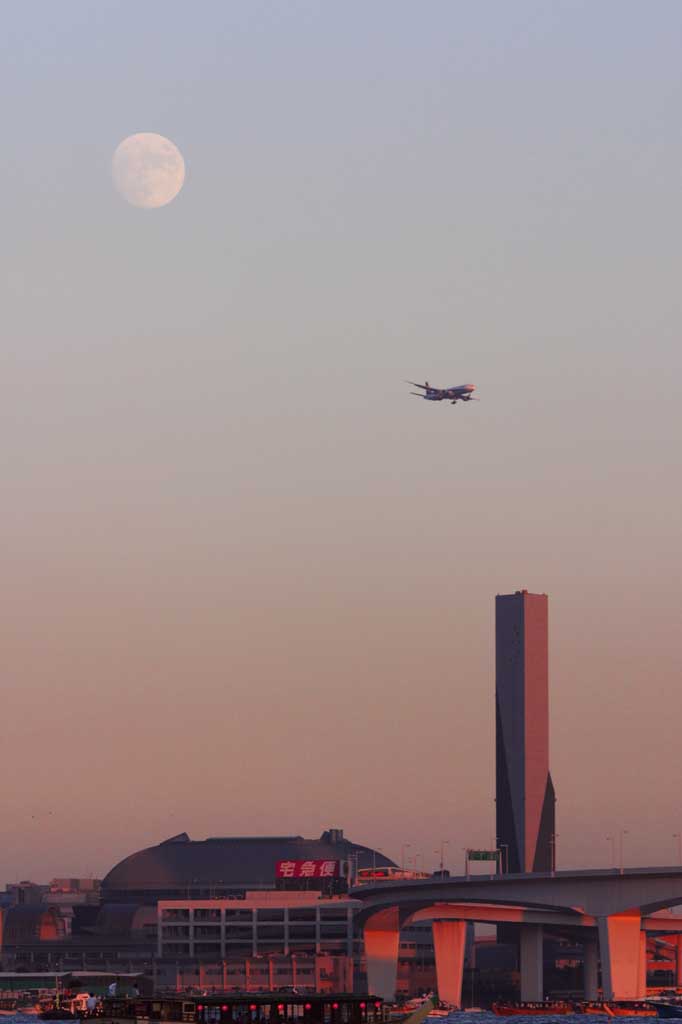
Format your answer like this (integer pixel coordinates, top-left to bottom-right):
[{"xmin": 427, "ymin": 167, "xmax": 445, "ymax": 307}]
[{"xmin": 102, "ymin": 828, "xmax": 395, "ymax": 904}]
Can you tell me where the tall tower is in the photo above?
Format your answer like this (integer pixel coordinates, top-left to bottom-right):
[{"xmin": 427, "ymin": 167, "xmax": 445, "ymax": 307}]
[{"xmin": 495, "ymin": 590, "xmax": 555, "ymax": 874}]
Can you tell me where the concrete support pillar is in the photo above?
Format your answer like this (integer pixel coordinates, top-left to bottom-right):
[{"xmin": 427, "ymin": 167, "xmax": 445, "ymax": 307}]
[
  {"xmin": 598, "ymin": 912, "xmax": 641, "ymax": 1000},
  {"xmin": 432, "ymin": 920, "xmax": 466, "ymax": 1008},
  {"xmin": 638, "ymin": 931, "xmax": 647, "ymax": 1000},
  {"xmin": 584, "ymin": 937, "xmax": 599, "ymax": 1000},
  {"xmin": 676, "ymin": 935, "xmax": 682, "ymax": 991},
  {"xmin": 520, "ymin": 924, "xmax": 544, "ymax": 1002},
  {"xmin": 364, "ymin": 908, "xmax": 400, "ymax": 1001}
]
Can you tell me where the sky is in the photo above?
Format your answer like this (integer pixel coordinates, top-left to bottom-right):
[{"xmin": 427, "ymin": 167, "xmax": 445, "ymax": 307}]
[{"xmin": 2, "ymin": 0, "xmax": 681, "ymax": 884}]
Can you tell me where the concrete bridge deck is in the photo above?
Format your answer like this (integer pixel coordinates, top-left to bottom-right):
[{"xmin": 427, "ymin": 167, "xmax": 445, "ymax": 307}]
[{"xmin": 351, "ymin": 867, "xmax": 682, "ymax": 1005}]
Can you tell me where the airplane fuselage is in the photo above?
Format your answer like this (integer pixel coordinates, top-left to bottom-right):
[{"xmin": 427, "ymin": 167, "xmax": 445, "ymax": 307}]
[
  {"xmin": 422, "ymin": 384, "xmax": 476, "ymax": 402},
  {"xmin": 406, "ymin": 380, "xmax": 477, "ymax": 404},
  {"xmin": 425, "ymin": 385, "xmax": 474, "ymax": 400}
]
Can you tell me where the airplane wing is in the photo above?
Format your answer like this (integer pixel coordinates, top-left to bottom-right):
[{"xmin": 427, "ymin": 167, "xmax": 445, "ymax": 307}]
[{"xmin": 405, "ymin": 380, "xmax": 429, "ymax": 389}]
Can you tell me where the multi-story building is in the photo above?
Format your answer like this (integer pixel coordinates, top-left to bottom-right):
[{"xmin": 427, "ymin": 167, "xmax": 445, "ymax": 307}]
[
  {"xmin": 158, "ymin": 891, "xmax": 356, "ymax": 961},
  {"xmin": 156, "ymin": 891, "xmax": 357, "ymax": 993},
  {"xmin": 1, "ymin": 830, "xmax": 400, "ymax": 987}
]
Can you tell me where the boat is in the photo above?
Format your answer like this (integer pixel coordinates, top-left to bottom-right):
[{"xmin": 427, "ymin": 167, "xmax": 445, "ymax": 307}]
[
  {"xmin": 573, "ymin": 1002, "xmax": 657, "ymax": 1018},
  {"xmin": 37, "ymin": 992, "xmax": 98, "ymax": 1020},
  {"xmin": 491, "ymin": 1001, "xmax": 573, "ymax": 1016},
  {"xmin": 603, "ymin": 1004, "xmax": 656, "ymax": 1018},
  {"xmin": 96, "ymin": 993, "xmax": 387, "ymax": 1024},
  {"xmin": 0, "ymin": 995, "xmax": 42, "ymax": 1017},
  {"xmin": 654, "ymin": 1004, "xmax": 682, "ymax": 1019}
]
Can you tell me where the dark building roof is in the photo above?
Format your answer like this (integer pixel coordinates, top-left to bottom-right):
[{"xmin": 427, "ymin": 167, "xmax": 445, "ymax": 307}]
[{"xmin": 102, "ymin": 829, "xmax": 395, "ymax": 902}]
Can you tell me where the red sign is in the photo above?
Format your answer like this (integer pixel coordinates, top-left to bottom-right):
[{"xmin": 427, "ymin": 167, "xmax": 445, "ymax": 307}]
[{"xmin": 275, "ymin": 859, "xmax": 340, "ymax": 879}]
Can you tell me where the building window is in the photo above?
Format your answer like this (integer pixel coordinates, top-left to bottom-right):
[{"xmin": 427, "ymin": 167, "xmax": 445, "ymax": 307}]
[
  {"xmin": 194, "ymin": 909, "xmax": 221, "ymax": 922},
  {"xmin": 319, "ymin": 908, "xmax": 348, "ymax": 920},
  {"xmin": 319, "ymin": 940, "xmax": 347, "ymax": 953},
  {"xmin": 288, "ymin": 909, "xmax": 316, "ymax": 922},
  {"xmin": 256, "ymin": 909, "xmax": 284, "ymax": 922},
  {"xmin": 161, "ymin": 908, "xmax": 190, "ymax": 922},
  {"xmin": 225, "ymin": 928, "xmax": 252, "ymax": 937},
  {"xmin": 256, "ymin": 925, "xmax": 285, "ymax": 938},
  {"xmin": 163, "ymin": 942, "xmax": 190, "ymax": 955},
  {"xmin": 320, "ymin": 924, "xmax": 348, "ymax": 937}
]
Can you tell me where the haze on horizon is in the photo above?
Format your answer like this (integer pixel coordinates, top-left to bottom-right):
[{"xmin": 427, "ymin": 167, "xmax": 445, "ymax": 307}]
[{"xmin": 2, "ymin": 0, "xmax": 681, "ymax": 885}]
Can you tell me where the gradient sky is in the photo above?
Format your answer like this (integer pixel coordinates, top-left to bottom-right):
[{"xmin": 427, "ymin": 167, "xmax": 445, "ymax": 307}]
[{"xmin": 2, "ymin": 1, "xmax": 681, "ymax": 885}]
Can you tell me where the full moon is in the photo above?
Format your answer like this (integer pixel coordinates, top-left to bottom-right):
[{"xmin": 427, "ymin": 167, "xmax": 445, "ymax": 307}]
[{"xmin": 112, "ymin": 132, "xmax": 185, "ymax": 209}]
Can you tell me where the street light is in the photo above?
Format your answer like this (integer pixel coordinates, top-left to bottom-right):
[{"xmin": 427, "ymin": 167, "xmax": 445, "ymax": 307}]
[
  {"xmin": 495, "ymin": 837, "xmax": 509, "ymax": 875},
  {"xmin": 436, "ymin": 840, "xmax": 449, "ymax": 874},
  {"xmin": 619, "ymin": 829, "xmax": 629, "ymax": 875},
  {"xmin": 550, "ymin": 834, "xmax": 559, "ymax": 875},
  {"xmin": 673, "ymin": 834, "xmax": 682, "ymax": 866},
  {"xmin": 401, "ymin": 843, "xmax": 411, "ymax": 873}
]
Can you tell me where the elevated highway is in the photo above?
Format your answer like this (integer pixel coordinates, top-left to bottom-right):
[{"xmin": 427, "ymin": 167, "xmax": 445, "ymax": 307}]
[{"xmin": 351, "ymin": 867, "xmax": 682, "ymax": 1005}]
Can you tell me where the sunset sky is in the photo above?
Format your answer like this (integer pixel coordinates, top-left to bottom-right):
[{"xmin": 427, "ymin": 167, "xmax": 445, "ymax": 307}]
[{"xmin": 2, "ymin": 1, "xmax": 681, "ymax": 884}]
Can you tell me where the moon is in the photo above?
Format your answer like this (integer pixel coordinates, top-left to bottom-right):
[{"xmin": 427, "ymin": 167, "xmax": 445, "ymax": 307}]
[{"xmin": 112, "ymin": 133, "xmax": 185, "ymax": 209}]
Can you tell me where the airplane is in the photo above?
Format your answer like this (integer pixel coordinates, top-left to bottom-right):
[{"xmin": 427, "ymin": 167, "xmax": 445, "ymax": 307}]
[{"xmin": 406, "ymin": 380, "xmax": 478, "ymax": 404}]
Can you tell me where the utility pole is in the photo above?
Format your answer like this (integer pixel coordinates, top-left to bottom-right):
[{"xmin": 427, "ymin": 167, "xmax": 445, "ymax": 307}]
[{"xmin": 614, "ymin": 827, "xmax": 626, "ymax": 876}]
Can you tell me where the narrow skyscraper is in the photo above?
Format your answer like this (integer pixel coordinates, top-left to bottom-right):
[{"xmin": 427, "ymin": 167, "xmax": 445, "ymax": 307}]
[{"xmin": 495, "ymin": 590, "xmax": 555, "ymax": 874}]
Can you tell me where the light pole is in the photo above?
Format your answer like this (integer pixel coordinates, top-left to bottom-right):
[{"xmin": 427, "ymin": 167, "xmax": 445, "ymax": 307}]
[
  {"xmin": 674, "ymin": 834, "xmax": 682, "ymax": 866},
  {"xmin": 437, "ymin": 840, "xmax": 449, "ymax": 874},
  {"xmin": 606, "ymin": 835, "xmax": 616, "ymax": 868},
  {"xmin": 401, "ymin": 843, "xmax": 411, "ymax": 873},
  {"xmin": 550, "ymin": 834, "xmax": 559, "ymax": 875},
  {"xmin": 619, "ymin": 829, "xmax": 629, "ymax": 875}
]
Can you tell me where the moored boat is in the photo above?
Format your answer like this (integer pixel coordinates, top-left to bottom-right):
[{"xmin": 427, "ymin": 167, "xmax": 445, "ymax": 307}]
[
  {"xmin": 492, "ymin": 1001, "xmax": 573, "ymax": 1016},
  {"xmin": 654, "ymin": 1004, "xmax": 682, "ymax": 1019},
  {"xmin": 96, "ymin": 993, "xmax": 386, "ymax": 1024},
  {"xmin": 603, "ymin": 1004, "xmax": 656, "ymax": 1018}
]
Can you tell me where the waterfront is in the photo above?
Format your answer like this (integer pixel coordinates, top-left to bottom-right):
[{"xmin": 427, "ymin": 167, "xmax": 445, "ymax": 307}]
[
  {"xmin": 424, "ymin": 1018, "xmax": 675, "ymax": 1024},
  {"xmin": 2, "ymin": 1011, "xmax": 675, "ymax": 1019}
]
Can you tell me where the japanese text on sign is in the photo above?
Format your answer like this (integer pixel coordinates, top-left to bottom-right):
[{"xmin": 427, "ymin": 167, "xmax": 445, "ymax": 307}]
[{"xmin": 275, "ymin": 859, "xmax": 340, "ymax": 879}]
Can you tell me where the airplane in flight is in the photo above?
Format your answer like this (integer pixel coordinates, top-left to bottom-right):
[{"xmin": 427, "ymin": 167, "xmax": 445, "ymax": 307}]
[{"xmin": 406, "ymin": 380, "xmax": 478, "ymax": 404}]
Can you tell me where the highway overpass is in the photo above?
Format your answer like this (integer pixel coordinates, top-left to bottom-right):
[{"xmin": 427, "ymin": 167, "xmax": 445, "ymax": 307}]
[{"xmin": 351, "ymin": 867, "xmax": 682, "ymax": 1005}]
